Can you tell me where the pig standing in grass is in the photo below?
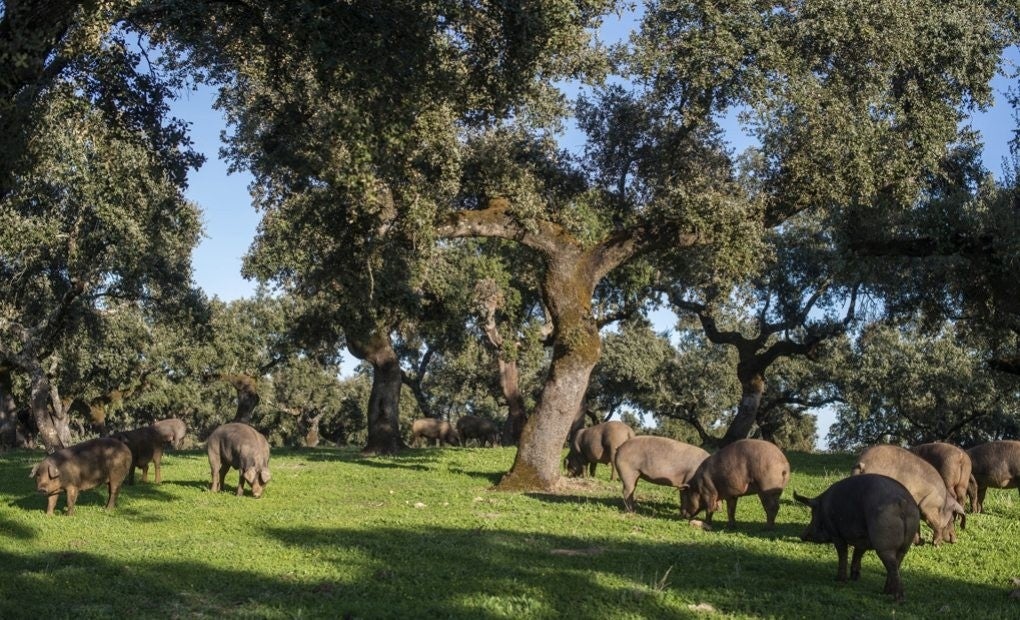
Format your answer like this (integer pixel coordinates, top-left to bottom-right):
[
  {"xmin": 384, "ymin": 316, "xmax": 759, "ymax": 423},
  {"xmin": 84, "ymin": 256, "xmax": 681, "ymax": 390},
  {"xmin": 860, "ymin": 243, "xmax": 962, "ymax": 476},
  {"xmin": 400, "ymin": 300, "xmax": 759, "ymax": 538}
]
[
  {"xmin": 411, "ymin": 418, "xmax": 460, "ymax": 447},
  {"xmin": 795, "ymin": 474, "xmax": 920, "ymax": 602},
  {"xmin": 30, "ymin": 437, "xmax": 132, "ymax": 515},
  {"xmin": 613, "ymin": 435, "xmax": 709, "ymax": 513},
  {"xmin": 112, "ymin": 425, "xmax": 168, "ymax": 484},
  {"xmin": 564, "ymin": 421, "xmax": 635, "ymax": 481},
  {"xmin": 967, "ymin": 440, "xmax": 1020, "ymax": 513},
  {"xmin": 207, "ymin": 422, "xmax": 272, "ymax": 498},
  {"xmin": 852, "ymin": 444, "xmax": 964, "ymax": 545},
  {"xmin": 679, "ymin": 438, "xmax": 790, "ymax": 529},
  {"xmin": 456, "ymin": 415, "xmax": 500, "ymax": 447},
  {"xmin": 153, "ymin": 417, "xmax": 188, "ymax": 449},
  {"xmin": 909, "ymin": 442, "xmax": 972, "ymax": 505}
]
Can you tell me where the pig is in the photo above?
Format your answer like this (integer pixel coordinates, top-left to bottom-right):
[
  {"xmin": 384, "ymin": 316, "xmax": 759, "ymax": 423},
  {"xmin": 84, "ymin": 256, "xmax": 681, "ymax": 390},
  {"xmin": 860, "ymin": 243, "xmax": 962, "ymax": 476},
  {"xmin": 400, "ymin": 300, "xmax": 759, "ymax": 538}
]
[
  {"xmin": 613, "ymin": 435, "xmax": 710, "ymax": 513},
  {"xmin": 852, "ymin": 444, "xmax": 965, "ymax": 545},
  {"xmin": 794, "ymin": 474, "xmax": 920, "ymax": 602},
  {"xmin": 679, "ymin": 438, "xmax": 790, "ymax": 529},
  {"xmin": 909, "ymin": 442, "xmax": 972, "ymax": 505},
  {"xmin": 29, "ymin": 437, "xmax": 132, "ymax": 515},
  {"xmin": 456, "ymin": 415, "xmax": 500, "ymax": 447},
  {"xmin": 206, "ymin": 422, "xmax": 272, "ymax": 498},
  {"xmin": 564, "ymin": 420, "xmax": 636, "ymax": 481},
  {"xmin": 410, "ymin": 418, "xmax": 460, "ymax": 447},
  {"xmin": 153, "ymin": 417, "xmax": 188, "ymax": 449},
  {"xmin": 112, "ymin": 425, "xmax": 167, "ymax": 484},
  {"xmin": 966, "ymin": 440, "xmax": 1020, "ymax": 513}
]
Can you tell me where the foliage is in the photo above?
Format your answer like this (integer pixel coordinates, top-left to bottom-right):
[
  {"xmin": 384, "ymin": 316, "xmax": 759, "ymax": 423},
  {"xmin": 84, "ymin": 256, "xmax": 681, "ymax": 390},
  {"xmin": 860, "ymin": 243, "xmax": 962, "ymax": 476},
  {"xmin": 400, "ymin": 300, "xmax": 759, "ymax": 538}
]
[
  {"xmin": 828, "ymin": 321, "xmax": 1020, "ymax": 451},
  {"xmin": 1, "ymin": 447, "xmax": 1019, "ymax": 618}
]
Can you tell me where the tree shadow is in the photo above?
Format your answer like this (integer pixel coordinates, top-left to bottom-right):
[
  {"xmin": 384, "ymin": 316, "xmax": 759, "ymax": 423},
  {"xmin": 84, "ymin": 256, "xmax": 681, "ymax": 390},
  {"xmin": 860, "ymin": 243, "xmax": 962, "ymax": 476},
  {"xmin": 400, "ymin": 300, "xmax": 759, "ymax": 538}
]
[
  {"xmin": 162, "ymin": 479, "xmax": 211, "ymax": 491},
  {"xmin": 524, "ymin": 492, "xmax": 623, "ymax": 511},
  {"xmin": 0, "ymin": 516, "xmax": 37, "ymax": 540}
]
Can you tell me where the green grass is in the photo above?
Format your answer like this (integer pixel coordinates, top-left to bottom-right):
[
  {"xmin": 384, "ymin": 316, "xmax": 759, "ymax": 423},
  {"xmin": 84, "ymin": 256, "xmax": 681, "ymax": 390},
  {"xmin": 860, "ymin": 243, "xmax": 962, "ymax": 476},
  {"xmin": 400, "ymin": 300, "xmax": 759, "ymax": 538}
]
[{"xmin": 1, "ymin": 447, "xmax": 1018, "ymax": 619}]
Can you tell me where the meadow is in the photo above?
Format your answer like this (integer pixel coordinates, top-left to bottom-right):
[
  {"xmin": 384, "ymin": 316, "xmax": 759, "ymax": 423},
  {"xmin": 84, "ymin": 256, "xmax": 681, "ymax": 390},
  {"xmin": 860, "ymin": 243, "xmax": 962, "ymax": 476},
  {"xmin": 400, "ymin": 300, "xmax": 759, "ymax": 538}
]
[{"xmin": 0, "ymin": 447, "xmax": 1018, "ymax": 619}]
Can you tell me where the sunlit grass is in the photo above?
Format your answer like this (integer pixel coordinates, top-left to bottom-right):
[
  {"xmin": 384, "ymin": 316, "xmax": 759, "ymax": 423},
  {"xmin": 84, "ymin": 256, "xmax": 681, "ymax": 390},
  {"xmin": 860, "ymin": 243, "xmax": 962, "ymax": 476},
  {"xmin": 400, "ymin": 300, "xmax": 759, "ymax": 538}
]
[{"xmin": 1, "ymin": 446, "xmax": 1017, "ymax": 618}]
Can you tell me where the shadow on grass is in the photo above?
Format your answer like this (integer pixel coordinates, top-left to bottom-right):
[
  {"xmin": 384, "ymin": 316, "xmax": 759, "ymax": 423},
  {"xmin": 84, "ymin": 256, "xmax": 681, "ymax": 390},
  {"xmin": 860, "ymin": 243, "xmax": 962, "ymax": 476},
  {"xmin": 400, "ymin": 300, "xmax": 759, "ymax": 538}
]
[{"xmin": 257, "ymin": 524, "xmax": 1008, "ymax": 618}]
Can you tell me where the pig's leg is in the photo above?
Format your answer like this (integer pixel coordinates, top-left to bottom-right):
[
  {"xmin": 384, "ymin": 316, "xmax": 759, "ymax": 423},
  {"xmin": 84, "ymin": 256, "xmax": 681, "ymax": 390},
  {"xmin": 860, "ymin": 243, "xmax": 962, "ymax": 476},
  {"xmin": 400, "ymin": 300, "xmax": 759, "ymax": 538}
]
[
  {"xmin": 154, "ymin": 451, "xmax": 162, "ymax": 484},
  {"xmin": 106, "ymin": 478, "xmax": 121, "ymax": 510},
  {"xmin": 620, "ymin": 474, "xmax": 637, "ymax": 512},
  {"xmin": 140, "ymin": 462, "xmax": 150, "ymax": 483},
  {"xmin": 588, "ymin": 462, "xmax": 597, "ymax": 478},
  {"xmin": 725, "ymin": 497, "xmax": 738, "ymax": 529},
  {"xmin": 849, "ymin": 546, "xmax": 865, "ymax": 581},
  {"xmin": 217, "ymin": 464, "xmax": 230, "ymax": 492},
  {"xmin": 45, "ymin": 493, "xmax": 59, "ymax": 516},
  {"xmin": 608, "ymin": 449, "xmax": 617, "ymax": 481},
  {"xmin": 209, "ymin": 456, "xmax": 221, "ymax": 491},
  {"xmin": 760, "ymin": 491, "xmax": 780, "ymax": 529},
  {"xmin": 977, "ymin": 485, "xmax": 987, "ymax": 513},
  {"xmin": 877, "ymin": 549, "xmax": 903, "ymax": 600},
  {"xmin": 834, "ymin": 542, "xmax": 849, "ymax": 582},
  {"xmin": 65, "ymin": 487, "xmax": 79, "ymax": 516}
]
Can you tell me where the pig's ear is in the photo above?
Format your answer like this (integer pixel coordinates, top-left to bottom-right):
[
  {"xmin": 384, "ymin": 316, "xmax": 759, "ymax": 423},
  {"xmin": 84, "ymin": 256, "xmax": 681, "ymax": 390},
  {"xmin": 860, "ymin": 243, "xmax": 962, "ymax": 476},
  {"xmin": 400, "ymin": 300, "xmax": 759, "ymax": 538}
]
[
  {"xmin": 29, "ymin": 464, "xmax": 38, "ymax": 478},
  {"xmin": 243, "ymin": 467, "xmax": 257, "ymax": 484},
  {"xmin": 793, "ymin": 491, "xmax": 815, "ymax": 506},
  {"xmin": 47, "ymin": 463, "xmax": 59, "ymax": 478},
  {"xmin": 259, "ymin": 469, "xmax": 272, "ymax": 484}
]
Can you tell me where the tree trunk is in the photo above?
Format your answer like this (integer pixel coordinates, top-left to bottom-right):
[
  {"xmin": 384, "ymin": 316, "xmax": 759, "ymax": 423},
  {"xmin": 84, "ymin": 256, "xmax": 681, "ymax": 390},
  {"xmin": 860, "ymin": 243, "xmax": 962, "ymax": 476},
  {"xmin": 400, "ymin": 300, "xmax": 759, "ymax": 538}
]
[
  {"xmin": 721, "ymin": 369, "xmax": 765, "ymax": 446},
  {"xmin": 498, "ymin": 357, "xmax": 527, "ymax": 446},
  {"xmin": 301, "ymin": 411, "xmax": 324, "ymax": 447},
  {"xmin": 221, "ymin": 374, "xmax": 260, "ymax": 423},
  {"xmin": 0, "ymin": 369, "xmax": 19, "ymax": 446},
  {"xmin": 349, "ymin": 329, "xmax": 406, "ymax": 455},
  {"xmin": 30, "ymin": 367, "xmax": 71, "ymax": 452},
  {"xmin": 495, "ymin": 257, "xmax": 600, "ymax": 491}
]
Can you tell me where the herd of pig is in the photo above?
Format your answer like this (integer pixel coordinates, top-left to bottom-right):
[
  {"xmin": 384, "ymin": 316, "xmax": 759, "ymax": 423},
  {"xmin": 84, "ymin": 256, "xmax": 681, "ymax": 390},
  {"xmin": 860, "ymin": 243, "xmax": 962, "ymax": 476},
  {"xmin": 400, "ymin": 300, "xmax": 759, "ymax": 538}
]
[
  {"xmin": 23, "ymin": 415, "xmax": 1020, "ymax": 602},
  {"xmin": 28, "ymin": 419, "xmax": 272, "ymax": 515},
  {"xmin": 564, "ymin": 420, "xmax": 1020, "ymax": 602}
]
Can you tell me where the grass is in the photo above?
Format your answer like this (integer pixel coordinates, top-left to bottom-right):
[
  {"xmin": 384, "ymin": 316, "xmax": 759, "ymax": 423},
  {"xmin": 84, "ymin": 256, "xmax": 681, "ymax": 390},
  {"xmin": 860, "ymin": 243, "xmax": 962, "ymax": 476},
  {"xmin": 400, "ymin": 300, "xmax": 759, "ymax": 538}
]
[{"xmin": 1, "ymin": 447, "xmax": 1018, "ymax": 619}]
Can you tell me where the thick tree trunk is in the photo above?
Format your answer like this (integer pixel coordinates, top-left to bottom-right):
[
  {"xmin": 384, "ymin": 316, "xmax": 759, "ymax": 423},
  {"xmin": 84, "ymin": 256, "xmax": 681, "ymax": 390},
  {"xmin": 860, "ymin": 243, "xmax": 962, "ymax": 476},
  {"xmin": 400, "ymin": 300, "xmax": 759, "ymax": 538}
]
[
  {"xmin": 0, "ymin": 369, "xmax": 19, "ymax": 446},
  {"xmin": 721, "ymin": 370, "xmax": 765, "ymax": 446},
  {"xmin": 495, "ymin": 258, "xmax": 600, "ymax": 491},
  {"xmin": 498, "ymin": 357, "xmax": 527, "ymax": 446},
  {"xmin": 30, "ymin": 368, "xmax": 71, "ymax": 452},
  {"xmin": 222, "ymin": 374, "xmax": 260, "ymax": 423},
  {"xmin": 349, "ymin": 330, "xmax": 406, "ymax": 455},
  {"xmin": 300, "ymin": 411, "xmax": 324, "ymax": 447}
]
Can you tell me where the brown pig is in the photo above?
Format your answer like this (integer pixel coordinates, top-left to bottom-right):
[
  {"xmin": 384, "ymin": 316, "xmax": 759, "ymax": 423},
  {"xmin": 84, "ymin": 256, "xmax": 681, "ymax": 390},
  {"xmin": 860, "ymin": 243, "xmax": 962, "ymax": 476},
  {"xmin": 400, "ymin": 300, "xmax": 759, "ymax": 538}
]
[
  {"xmin": 679, "ymin": 438, "xmax": 790, "ymax": 529},
  {"xmin": 795, "ymin": 474, "xmax": 920, "ymax": 602},
  {"xmin": 410, "ymin": 418, "xmax": 460, "ymax": 447},
  {"xmin": 564, "ymin": 421, "xmax": 636, "ymax": 481},
  {"xmin": 153, "ymin": 417, "xmax": 188, "ymax": 449},
  {"xmin": 112, "ymin": 425, "xmax": 167, "ymax": 484},
  {"xmin": 456, "ymin": 415, "xmax": 500, "ymax": 447},
  {"xmin": 29, "ymin": 437, "xmax": 132, "ymax": 515},
  {"xmin": 967, "ymin": 440, "xmax": 1020, "ymax": 513},
  {"xmin": 852, "ymin": 444, "xmax": 965, "ymax": 545},
  {"xmin": 909, "ymin": 442, "xmax": 972, "ymax": 505},
  {"xmin": 206, "ymin": 422, "xmax": 272, "ymax": 498},
  {"xmin": 613, "ymin": 435, "xmax": 710, "ymax": 513}
]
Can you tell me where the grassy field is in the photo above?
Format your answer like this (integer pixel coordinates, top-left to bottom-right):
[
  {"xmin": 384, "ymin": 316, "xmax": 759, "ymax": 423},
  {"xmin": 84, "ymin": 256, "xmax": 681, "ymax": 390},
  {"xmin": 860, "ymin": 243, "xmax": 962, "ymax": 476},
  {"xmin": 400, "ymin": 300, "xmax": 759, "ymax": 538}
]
[{"xmin": 1, "ymin": 446, "xmax": 1018, "ymax": 619}]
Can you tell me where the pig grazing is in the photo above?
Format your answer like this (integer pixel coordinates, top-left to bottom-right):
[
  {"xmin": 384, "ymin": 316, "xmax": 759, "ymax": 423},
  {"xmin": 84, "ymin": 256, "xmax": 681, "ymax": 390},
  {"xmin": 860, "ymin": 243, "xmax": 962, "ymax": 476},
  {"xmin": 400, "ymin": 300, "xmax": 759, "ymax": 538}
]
[
  {"xmin": 614, "ymin": 435, "xmax": 710, "ymax": 513},
  {"xmin": 29, "ymin": 437, "xmax": 132, "ymax": 515},
  {"xmin": 909, "ymin": 442, "xmax": 972, "ymax": 505},
  {"xmin": 795, "ymin": 474, "xmax": 920, "ymax": 602},
  {"xmin": 967, "ymin": 440, "xmax": 1020, "ymax": 513},
  {"xmin": 153, "ymin": 417, "xmax": 188, "ymax": 449},
  {"xmin": 112, "ymin": 425, "xmax": 167, "ymax": 484},
  {"xmin": 456, "ymin": 415, "xmax": 500, "ymax": 447},
  {"xmin": 206, "ymin": 422, "xmax": 272, "ymax": 498},
  {"xmin": 679, "ymin": 438, "xmax": 790, "ymax": 529},
  {"xmin": 411, "ymin": 418, "xmax": 460, "ymax": 447},
  {"xmin": 852, "ymin": 444, "xmax": 965, "ymax": 545},
  {"xmin": 564, "ymin": 420, "xmax": 635, "ymax": 481}
]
